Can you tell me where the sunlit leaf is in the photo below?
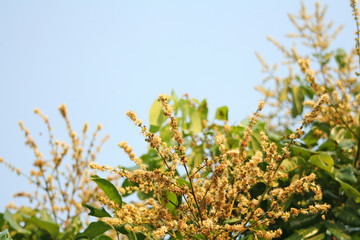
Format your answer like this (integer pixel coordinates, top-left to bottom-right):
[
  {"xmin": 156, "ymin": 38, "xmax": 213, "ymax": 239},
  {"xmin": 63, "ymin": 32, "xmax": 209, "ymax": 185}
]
[
  {"xmin": 91, "ymin": 175, "xmax": 122, "ymax": 208},
  {"xmin": 189, "ymin": 110, "xmax": 202, "ymax": 133},
  {"xmin": 309, "ymin": 153, "xmax": 334, "ymax": 173},
  {"xmin": 198, "ymin": 99, "xmax": 208, "ymax": 120},
  {"xmin": 336, "ymin": 179, "xmax": 360, "ymax": 203},
  {"xmin": 285, "ymin": 225, "xmax": 320, "ymax": 240},
  {"xmin": 335, "ymin": 48, "xmax": 347, "ymax": 69},
  {"xmin": 325, "ymin": 220, "xmax": 351, "ymax": 240},
  {"xmin": 281, "ymin": 156, "xmax": 305, "ymax": 172},
  {"xmin": 149, "ymin": 99, "xmax": 165, "ymax": 133},
  {"xmin": 291, "ymin": 85, "xmax": 304, "ymax": 118},
  {"xmin": 279, "ymin": 81, "xmax": 289, "ymax": 101},
  {"xmin": 83, "ymin": 204, "xmax": 111, "ymax": 218},
  {"xmin": 23, "ymin": 214, "xmax": 59, "ymax": 239},
  {"xmin": 74, "ymin": 221, "xmax": 112, "ymax": 240},
  {"xmin": 223, "ymin": 218, "xmax": 240, "ymax": 225},
  {"xmin": 3, "ymin": 209, "xmax": 31, "ymax": 236},
  {"xmin": 94, "ymin": 235, "xmax": 113, "ymax": 240},
  {"xmin": 159, "ymin": 124, "xmax": 172, "ymax": 143},
  {"xmin": 60, "ymin": 216, "xmax": 82, "ymax": 240},
  {"xmin": 164, "ymin": 191, "xmax": 178, "ymax": 212},
  {"xmin": 189, "ymin": 145, "xmax": 204, "ymax": 169},
  {"xmin": 176, "ymin": 178, "xmax": 191, "ymax": 188},
  {"xmin": 339, "ymin": 139, "xmax": 356, "ymax": 151},
  {"xmin": 0, "ymin": 230, "xmax": 12, "ymax": 240},
  {"xmin": 215, "ymin": 106, "xmax": 228, "ymax": 121}
]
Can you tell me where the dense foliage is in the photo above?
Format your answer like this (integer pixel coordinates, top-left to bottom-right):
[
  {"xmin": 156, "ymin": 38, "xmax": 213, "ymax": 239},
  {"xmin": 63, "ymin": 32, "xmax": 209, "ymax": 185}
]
[{"xmin": 2, "ymin": 1, "xmax": 360, "ymax": 239}]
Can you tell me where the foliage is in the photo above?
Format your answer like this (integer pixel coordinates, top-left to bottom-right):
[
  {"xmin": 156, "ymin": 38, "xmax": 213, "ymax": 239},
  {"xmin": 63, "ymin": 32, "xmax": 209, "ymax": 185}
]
[
  {"xmin": 0, "ymin": 207, "xmax": 81, "ymax": 240},
  {"xmin": 0, "ymin": 230, "xmax": 12, "ymax": 240},
  {"xmin": 84, "ymin": 88, "xmax": 330, "ymax": 239},
  {"xmin": 254, "ymin": 1, "xmax": 360, "ymax": 239}
]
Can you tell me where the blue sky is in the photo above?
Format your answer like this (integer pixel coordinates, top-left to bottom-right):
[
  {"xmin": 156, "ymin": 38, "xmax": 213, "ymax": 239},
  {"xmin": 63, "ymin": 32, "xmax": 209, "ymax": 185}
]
[{"xmin": 0, "ymin": 1, "xmax": 355, "ymax": 210}]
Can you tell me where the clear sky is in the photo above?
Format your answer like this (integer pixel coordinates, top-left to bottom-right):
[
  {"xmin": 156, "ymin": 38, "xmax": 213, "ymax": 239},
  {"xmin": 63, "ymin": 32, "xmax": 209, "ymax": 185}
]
[{"xmin": 0, "ymin": 1, "xmax": 355, "ymax": 210}]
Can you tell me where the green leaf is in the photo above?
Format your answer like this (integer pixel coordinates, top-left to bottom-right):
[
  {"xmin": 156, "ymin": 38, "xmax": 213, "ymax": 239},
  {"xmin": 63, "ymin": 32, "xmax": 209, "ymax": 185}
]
[
  {"xmin": 113, "ymin": 224, "xmax": 129, "ymax": 235},
  {"xmin": 339, "ymin": 139, "xmax": 356, "ymax": 151},
  {"xmin": 215, "ymin": 106, "xmax": 228, "ymax": 121},
  {"xmin": 332, "ymin": 205, "xmax": 360, "ymax": 227},
  {"xmin": 281, "ymin": 156, "xmax": 305, "ymax": 172},
  {"xmin": 279, "ymin": 81, "xmax": 289, "ymax": 101},
  {"xmin": 171, "ymin": 90, "xmax": 179, "ymax": 114},
  {"xmin": 94, "ymin": 235, "xmax": 113, "ymax": 240},
  {"xmin": 60, "ymin": 216, "xmax": 82, "ymax": 240},
  {"xmin": 306, "ymin": 233, "xmax": 325, "ymax": 240},
  {"xmin": 288, "ymin": 213, "xmax": 319, "ymax": 230},
  {"xmin": 149, "ymin": 99, "xmax": 166, "ymax": 133},
  {"xmin": 249, "ymin": 132, "xmax": 262, "ymax": 154},
  {"xmin": 38, "ymin": 209, "xmax": 55, "ymax": 223},
  {"xmin": 165, "ymin": 191, "xmax": 178, "ymax": 212},
  {"xmin": 194, "ymin": 234, "xmax": 206, "ymax": 240},
  {"xmin": 0, "ymin": 230, "xmax": 12, "ymax": 240},
  {"xmin": 83, "ymin": 204, "xmax": 111, "ymax": 218},
  {"xmin": 189, "ymin": 110, "xmax": 202, "ymax": 133},
  {"xmin": 249, "ymin": 182, "xmax": 266, "ymax": 199},
  {"xmin": 125, "ymin": 231, "xmax": 147, "ymax": 240},
  {"xmin": 291, "ymin": 85, "xmax": 305, "ymax": 118},
  {"xmin": 23, "ymin": 215, "xmax": 59, "ymax": 239},
  {"xmin": 140, "ymin": 149, "xmax": 163, "ymax": 171},
  {"xmin": 317, "ymin": 140, "xmax": 336, "ymax": 151},
  {"xmin": 285, "ymin": 224, "xmax": 320, "ymax": 240},
  {"xmin": 302, "ymin": 84, "xmax": 315, "ymax": 99},
  {"xmin": 137, "ymin": 190, "xmax": 153, "ymax": 200},
  {"xmin": 121, "ymin": 178, "xmax": 138, "ymax": 197},
  {"xmin": 334, "ymin": 165, "xmax": 357, "ymax": 185},
  {"xmin": 303, "ymin": 128, "xmax": 321, "ymax": 147},
  {"xmin": 3, "ymin": 209, "xmax": 31, "ymax": 236},
  {"xmin": 74, "ymin": 221, "xmax": 112, "ymax": 240},
  {"xmin": 335, "ymin": 48, "xmax": 347, "ymax": 69},
  {"xmin": 330, "ymin": 126, "xmax": 351, "ymax": 143},
  {"xmin": 176, "ymin": 178, "xmax": 191, "ymax": 188},
  {"xmin": 323, "ymin": 190, "xmax": 340, "ymax": 200},
  {"xmin": 0, "ymin": 214, "xmax": 4, "ymax": 230},
  {"xmin": 159, "ymin": 124, "xmax": 172, "ymax": 143},
  {"xmin": 309, "ymin": 153, "xmax": 334, "ymax": 173},
  {"xmin": 265, "ymin": 128, "xmax": 283, "ymax": 142},
  {"xmin": 325, "ymin": 221, "xmax": 351, "ymax": 240},
  {"xmin": 189, "ymin": 145, "xmax": 204, "ymax": 169},
  {"xmin": 178, "ymin": 99, "xmax": 190, "ymax": 129},
  {"xmin": 336, "ymin": 179, "xmax": 360, "ymax": 203},
  {"xmin": 290, "ymin": 145, "xmax": 313, "ymax": 160},
  {"xmin": 169, "ymin": 231, "xmax": 184, "ymax": 240},
  {"xmin": 223, "ymin": 218, "xmax": 240, "ymax": 225},
  {"xmin": 91, "ymin": 175, "xmax": 122, "ymax": 207},
  {"xmin": 198, "ymin": 99, "xmax": 208, "ymax": 120}
]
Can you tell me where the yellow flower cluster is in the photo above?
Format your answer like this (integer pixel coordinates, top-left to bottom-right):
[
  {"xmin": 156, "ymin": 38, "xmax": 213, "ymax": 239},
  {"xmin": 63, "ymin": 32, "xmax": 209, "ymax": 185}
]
[{"xmin": 92, "ymin": 94, "xmax": 329, "ymax": 239}]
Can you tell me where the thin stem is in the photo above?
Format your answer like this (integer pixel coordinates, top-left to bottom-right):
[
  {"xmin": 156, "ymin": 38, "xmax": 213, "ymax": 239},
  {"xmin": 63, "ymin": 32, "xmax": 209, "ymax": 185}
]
[
  {"xmin": 355, "ymin": 133, "xmax": 360, "ymax": 168},
  {"xmin": 182, "ymin": 195, "xmax": 201, "ymax": 227},
  {"xmin": 183, "ymin": 163, "xmax": 203, "ymax": 223},
  {"xmin": 40, "ymin": 168, "xmax": 58, "ymax": 223}
]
